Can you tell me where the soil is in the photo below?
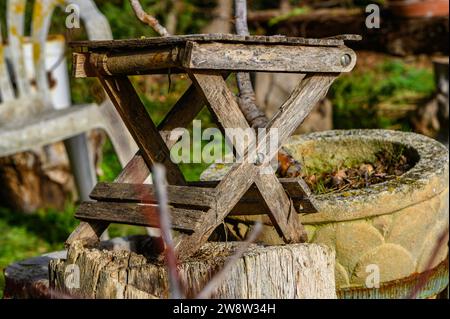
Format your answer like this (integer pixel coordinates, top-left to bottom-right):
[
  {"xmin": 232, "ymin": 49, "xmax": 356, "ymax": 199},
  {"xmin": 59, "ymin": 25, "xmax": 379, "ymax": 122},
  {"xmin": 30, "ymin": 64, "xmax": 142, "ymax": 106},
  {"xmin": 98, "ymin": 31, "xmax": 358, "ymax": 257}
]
[{"xmin": 277, "ymin": 148, "xmax": 412, "ymax": 195}]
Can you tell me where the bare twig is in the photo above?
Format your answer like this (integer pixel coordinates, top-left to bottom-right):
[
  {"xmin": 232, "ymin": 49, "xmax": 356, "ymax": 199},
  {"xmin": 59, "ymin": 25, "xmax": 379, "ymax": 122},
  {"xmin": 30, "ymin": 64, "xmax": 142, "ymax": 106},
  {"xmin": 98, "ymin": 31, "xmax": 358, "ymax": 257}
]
[
  {"xmin": 152, "ymin": 164, "xmax": 184, "ymax": 299},
  {"xmin": 129, "ymin": 0, "xmax": 170, "ymax": 37},
  {"xmin": 196, "ymin": 222, "xmax": 263, "ymax": 299},
  {"xmin": 234, "ymin": 0, "xmax": 268, "ymax": 128},
  {"xmin": 408, "ymin": 227, "xmax": 449, "ymax": 299}
]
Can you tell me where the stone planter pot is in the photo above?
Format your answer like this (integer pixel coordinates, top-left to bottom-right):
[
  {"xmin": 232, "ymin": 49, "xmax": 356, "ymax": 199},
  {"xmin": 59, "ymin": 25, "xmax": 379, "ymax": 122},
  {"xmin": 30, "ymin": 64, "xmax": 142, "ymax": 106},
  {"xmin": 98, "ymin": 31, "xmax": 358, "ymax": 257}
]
[
  {"xmin": 201, "ymin": 130, "xmax": 449, "ymax": 298},
  {"xmin": 388, "ymin": 0, "xmax": 449, "ymax": 18}
]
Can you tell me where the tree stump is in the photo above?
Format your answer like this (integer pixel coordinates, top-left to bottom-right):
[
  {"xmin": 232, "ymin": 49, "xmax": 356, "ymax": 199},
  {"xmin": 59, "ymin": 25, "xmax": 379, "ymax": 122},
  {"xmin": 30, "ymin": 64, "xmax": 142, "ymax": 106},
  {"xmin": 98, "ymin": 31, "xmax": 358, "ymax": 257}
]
[{"xmin": 49, "ymin": 237, "xmax": 336, "ymax": 299}]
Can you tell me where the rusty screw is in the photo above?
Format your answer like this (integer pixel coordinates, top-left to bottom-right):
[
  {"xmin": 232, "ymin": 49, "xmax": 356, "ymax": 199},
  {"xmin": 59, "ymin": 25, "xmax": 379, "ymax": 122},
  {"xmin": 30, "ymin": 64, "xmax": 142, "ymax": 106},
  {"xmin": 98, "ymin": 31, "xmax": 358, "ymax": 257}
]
[{"xmin": 341, "ymin": 54, "xmax": 352, "ymax": 67}]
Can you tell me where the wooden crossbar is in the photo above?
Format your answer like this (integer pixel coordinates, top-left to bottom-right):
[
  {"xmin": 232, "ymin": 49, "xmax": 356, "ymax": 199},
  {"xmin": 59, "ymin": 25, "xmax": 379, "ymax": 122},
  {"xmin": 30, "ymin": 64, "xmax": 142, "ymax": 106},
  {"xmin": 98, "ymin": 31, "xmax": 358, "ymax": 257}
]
[
  {"xmin": 75, "ymin": 202, "xmax": 200, "ymax": 232},
  {"xmin": 89, "ymin": 180, "xmax": 318, "ymax": 214}
]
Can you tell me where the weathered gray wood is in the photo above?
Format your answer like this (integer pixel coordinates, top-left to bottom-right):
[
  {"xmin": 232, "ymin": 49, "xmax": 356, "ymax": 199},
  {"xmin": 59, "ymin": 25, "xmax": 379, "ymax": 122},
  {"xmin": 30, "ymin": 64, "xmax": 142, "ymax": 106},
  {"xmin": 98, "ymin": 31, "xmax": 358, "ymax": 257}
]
[
  {"xmin": 183, "ymin": 41, "xmax": 356, "ymax": 73},
  {"xmin": 70, "ymin": 33, "xmax": 350, "ymax": 52},
  {"xmin": 50, "ymin": 240, "xmax": 337, "ymax": 299},
  {"xmin": 75, "ymin": 202, "xmax": 200, "ymax": 232},
  {"xmin": 96, "ymin": 73, "xmax": 185, "ymax": 185},
  {"xmin": 66, "ymin": 151, "xmax": 152, "ymax": 247},
  {"xmin": 90, "ymin": 182, "xmax": 216, "ymax": 207},
  {"xmin": 189, "ymin": 72, "xmax": 249, "ymax": 134},
  {"xmin": 66, "ymin": 74, "xmax": 215, "ymax": 245},
  {"xmin": 89, "ymin": 180, "xmax": 316, "ymax": 215},
  {"xmin": 189, "ymin": 72, "xmax": 307, "ymax": 244},
  {"xmin": 255, "ymin": 171, "xmax": 307, "ymax": 242},
  {"xmin": 175, "ymin": 74, "xmax": 337, "ymax": 258}
]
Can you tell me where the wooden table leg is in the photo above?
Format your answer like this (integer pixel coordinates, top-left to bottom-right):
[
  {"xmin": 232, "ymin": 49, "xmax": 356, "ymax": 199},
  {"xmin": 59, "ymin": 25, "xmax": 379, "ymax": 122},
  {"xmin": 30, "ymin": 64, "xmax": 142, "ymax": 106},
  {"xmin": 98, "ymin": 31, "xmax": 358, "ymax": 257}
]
[
  {"xmin": 176, "ymin": 73, "xmax": 337, "ymax": 258},
  {"xmin": 67, "ymin": 79, "xmax": 215, "ymax": 245}
]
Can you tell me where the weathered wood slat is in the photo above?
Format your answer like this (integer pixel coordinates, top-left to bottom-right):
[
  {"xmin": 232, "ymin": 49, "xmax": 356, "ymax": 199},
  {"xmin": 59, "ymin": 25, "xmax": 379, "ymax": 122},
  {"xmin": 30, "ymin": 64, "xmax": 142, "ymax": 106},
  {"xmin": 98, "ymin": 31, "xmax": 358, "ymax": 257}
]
[
  {"xmin": 89, "ymin": 180, "xmax": 317, "ymax": 214},
  {"xmin": 73, "ymin": 41, "xmax": 356, "ymax": 77},
  {"xmin": 70, "ymin": 33, "xmax": 350, "ymax": 52},
  {"xmin": 75, "ymin": 202, "xmax": 200, "ymax": 232},
  {"xmin": 255, "ymin": 171, "xmax": 307, "ymax": 242},
  {"xmin": 90, "ymin": 182, "xmax": 216, "ymax": 207},
  {"xmin": 97, "ymin": 74, "xmax": 186, "ymax": 185},
  {"xmin": 189, "ymin": 71, "xmax": 307, "ymax": 243},
  {"xmin": 183, "ymin": 41, "xmax": 356, "ymax": 73},
  {"xmin": 66, "ymin": 73, "xmax": 214, "ymax": 245}
]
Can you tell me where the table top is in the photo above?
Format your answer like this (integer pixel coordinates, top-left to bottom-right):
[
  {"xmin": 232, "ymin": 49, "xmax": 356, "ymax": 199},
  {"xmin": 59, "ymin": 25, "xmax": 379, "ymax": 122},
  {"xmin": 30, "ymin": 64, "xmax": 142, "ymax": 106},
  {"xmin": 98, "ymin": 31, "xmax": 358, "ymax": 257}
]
[{"xmin": 70, "ymin": 33, "xmax": 361, "ymax": 53}]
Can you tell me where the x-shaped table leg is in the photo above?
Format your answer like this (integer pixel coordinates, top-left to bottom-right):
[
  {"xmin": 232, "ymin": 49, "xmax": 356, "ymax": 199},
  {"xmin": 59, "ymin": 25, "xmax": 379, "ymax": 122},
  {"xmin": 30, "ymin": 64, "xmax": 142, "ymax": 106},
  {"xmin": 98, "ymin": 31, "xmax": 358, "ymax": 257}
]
[
  {"xmin": 67, "ymin": 75, "xmax": 219, "ymax": 245},
  {"xmin": 175, "ymin": 72, "xmax": 338, "ymax": 258}
]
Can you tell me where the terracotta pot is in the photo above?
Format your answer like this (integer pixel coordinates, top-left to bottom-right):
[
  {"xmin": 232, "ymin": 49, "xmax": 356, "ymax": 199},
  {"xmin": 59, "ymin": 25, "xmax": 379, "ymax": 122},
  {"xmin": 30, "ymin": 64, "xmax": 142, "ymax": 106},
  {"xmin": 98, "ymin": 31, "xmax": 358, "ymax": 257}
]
[{"xmin": 389, "ymin": 0, "xmax": 449, "ymax": 18}]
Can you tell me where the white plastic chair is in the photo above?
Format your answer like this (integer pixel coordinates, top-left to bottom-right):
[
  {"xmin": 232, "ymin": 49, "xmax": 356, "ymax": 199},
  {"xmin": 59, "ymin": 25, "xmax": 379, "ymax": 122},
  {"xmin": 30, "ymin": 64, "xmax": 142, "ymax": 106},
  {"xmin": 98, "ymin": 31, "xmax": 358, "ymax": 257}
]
[{"xmin": 0, "ymin": 0, "xmax": 137, "ymax": 202}]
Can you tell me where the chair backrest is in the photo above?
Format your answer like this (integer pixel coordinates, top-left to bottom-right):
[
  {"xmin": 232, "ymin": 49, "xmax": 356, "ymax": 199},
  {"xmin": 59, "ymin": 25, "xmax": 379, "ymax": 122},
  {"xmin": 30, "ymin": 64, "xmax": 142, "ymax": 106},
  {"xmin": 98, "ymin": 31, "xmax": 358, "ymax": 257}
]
[{"xmin": 0, "ymin": 0, "xmax": 112, "ymax": 123}]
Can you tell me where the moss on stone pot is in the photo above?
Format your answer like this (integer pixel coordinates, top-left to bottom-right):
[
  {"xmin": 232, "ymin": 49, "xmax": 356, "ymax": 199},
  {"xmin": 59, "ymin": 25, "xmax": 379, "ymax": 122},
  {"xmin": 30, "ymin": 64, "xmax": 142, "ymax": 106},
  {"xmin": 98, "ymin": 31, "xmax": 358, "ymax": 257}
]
[{"xmin": 201, "ymin": 129, "xmax": 449, "ymax": 294}]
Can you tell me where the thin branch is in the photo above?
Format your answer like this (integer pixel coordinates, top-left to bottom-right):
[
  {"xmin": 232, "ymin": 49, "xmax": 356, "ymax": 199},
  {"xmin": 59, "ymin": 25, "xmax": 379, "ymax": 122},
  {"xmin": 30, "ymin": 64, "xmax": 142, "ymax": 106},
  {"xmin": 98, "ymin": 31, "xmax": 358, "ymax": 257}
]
[
  {"xmin": 196, "ymin": 222, "xmax": 263, "ymax": 299},
  {"xmin": 129, "ymin": 0, "xmax": 170, "ymax": 37},
  {"xmin": 234, "ymin": 0, "xmax": 268, "ymax": 128},
  {"xmin": 152, "ymin": 164, "xmax": 184, "ymax": 299}
]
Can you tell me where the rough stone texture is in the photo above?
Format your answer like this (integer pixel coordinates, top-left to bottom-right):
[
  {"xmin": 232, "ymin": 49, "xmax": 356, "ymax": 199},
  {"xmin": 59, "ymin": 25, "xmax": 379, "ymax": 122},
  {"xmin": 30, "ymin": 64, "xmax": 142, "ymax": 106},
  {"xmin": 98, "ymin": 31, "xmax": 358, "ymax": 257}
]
[
  {"xmin": 201, "ymin": 129, "xmax": 449, "ymax": 289},
  {"xmin": 48, "ymin": 238, "xmax": 336, "ymax": 299}
]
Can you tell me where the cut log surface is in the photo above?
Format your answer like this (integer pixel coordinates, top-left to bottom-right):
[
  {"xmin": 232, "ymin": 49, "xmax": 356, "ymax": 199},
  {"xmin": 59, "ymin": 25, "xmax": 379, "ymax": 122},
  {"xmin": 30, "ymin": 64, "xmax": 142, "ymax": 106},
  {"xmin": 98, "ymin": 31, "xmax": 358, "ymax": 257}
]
[{"xmin": 49, "ymin": 239, "xmax": 336, "ymax": 299}]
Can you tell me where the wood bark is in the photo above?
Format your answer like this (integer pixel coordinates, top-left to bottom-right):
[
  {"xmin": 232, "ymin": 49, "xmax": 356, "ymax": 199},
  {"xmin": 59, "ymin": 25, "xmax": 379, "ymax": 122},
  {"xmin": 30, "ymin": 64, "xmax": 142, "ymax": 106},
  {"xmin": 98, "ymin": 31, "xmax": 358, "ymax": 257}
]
[{"xmin": 49, "ymin": 240, "xmax": 336, "ymax": 299}]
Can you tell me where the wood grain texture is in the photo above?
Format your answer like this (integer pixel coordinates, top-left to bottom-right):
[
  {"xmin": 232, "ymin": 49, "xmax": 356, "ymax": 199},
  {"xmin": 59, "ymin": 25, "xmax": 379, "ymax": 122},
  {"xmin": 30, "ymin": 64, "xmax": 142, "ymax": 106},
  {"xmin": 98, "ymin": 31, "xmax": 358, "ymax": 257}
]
[
  {"xmin": 70, "ymin": 33, "xmax": 350, "ymax": 52},
  {"xmin": 90, "ymin": 182, "xmax": 216, "ymax": 208},
  {"xmin": 66, "ymin": 71, "xmax": 215, "ymax": 246},
  {"xmin": 65, "ymin": 153, "xmax": 151, "ymax": 246},
  {"xmin": 75, "ymin": 202, "xmax": 200, "ymax": 232},
  {"xmin": 89, "ymin": 180, "xmax": 316, "ymax": 215},
  {"xmin": 73, "ymin": 50, "xmax": 183, "ymax": 78},
  {"xmin": 50, "ymin": 240, "xmax": 336, "ymax": 299},
  {"xmin": 255, "ymin": 171, "xmax": 307, "ymax": 242},
  {"xmin": 183, "ymin": 41, "xmax": 356, "ymax": 73},
  {"xmin": 176, "ymin": 74, "xmax": 337, "ymax": 258}
]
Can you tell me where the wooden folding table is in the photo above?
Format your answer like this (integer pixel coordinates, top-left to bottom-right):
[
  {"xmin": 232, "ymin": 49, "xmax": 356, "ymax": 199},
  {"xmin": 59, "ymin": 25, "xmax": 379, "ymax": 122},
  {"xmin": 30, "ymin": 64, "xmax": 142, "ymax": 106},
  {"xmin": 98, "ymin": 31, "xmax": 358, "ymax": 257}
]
[{"xmin": 67, "ymin": 34, "xmax": 358, "ymax": 259}]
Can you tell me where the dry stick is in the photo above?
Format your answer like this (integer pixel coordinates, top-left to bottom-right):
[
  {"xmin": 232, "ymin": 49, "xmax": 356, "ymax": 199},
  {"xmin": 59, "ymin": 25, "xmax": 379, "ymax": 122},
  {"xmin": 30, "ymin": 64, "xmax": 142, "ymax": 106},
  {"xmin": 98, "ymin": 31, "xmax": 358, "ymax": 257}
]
[
  {"xmin": 408, "ymin": 227, "xmax": 449, "ymax": 299},
  {"xmin": 234, "ymin": 0, "xmax": 268, "ymax": 129},
  {"xmin": 196, "ymin": 222, "xmax": 263, "ymax": 299},
  {"xmin": 129, "ymin": 0, "xmax": 170, "ymax": 37},
  {"xmin": 152, "ymin": 164, "xmax": 184, "ymax": 299}
]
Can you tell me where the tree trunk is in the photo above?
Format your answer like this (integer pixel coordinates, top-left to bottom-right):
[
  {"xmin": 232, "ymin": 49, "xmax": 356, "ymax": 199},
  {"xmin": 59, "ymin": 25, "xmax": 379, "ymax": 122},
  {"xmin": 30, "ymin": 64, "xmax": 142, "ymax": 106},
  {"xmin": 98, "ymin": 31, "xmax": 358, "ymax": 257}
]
[
  {"xmin": 0, "ymin": 131, "xmax": 104, "ymax": 213},
  {"xmin": 49, "ymin": 238, "xmax": 336, "ymax": 299}
]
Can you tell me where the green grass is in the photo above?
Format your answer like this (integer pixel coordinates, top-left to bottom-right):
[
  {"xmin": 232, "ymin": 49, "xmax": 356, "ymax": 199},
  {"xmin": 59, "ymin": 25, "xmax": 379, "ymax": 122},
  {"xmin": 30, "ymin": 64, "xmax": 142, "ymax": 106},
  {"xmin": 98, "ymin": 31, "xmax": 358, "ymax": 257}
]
[
  {"xmin": 0, "ymin": 202, "xmax": 149, "ymax": 299},
  {"xmin": 330, "ymin": 59, "xmax": 435, "ymax": 130}
]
